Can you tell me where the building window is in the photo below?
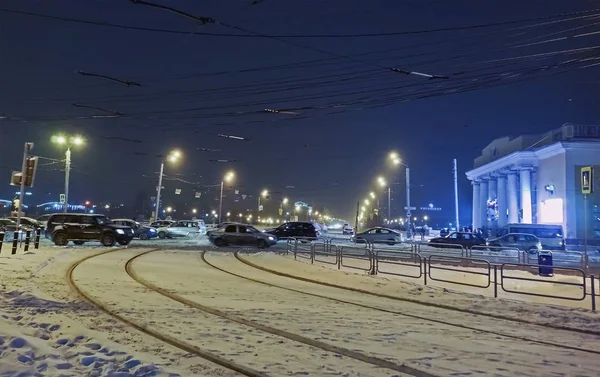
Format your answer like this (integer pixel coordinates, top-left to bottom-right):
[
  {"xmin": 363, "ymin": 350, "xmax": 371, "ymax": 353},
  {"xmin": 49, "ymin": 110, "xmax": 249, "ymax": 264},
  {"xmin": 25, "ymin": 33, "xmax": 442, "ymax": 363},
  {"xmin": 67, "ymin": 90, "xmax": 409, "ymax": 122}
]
[{"xmin": 540, "ymin": 198, "xmax": 563, "ymax": 224}]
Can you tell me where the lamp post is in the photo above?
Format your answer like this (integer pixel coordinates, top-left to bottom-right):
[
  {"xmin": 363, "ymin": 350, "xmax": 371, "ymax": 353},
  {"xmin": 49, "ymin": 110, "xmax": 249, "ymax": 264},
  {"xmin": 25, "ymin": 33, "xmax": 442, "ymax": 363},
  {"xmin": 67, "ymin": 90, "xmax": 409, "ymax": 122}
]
[
  {"xmin": 52, "ymin": 135, "xmax": 84, "ymax": 213},
  {"xmin": 389, "ymin": 152, "xmax": 411, "ymax": 237},
  {"xmin": 154, "ymin": 150, "xmax": 181, "ymax": 222},
  {"xmin": 377, "ymin": 176, "xmax": 391, "ymax": 222},
  {"xmin": 219, "ymin": 171, "xmax": 235, "ymax": 221},
  {"xmin": 258, "ymin": 189, "xmax": 268, "ymax": 212}
]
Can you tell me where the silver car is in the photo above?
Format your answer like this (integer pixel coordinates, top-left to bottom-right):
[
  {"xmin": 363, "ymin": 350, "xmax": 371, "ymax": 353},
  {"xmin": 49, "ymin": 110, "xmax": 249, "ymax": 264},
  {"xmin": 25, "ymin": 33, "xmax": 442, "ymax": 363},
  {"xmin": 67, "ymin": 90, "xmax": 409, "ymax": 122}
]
[
  {"xmin": 157, "ymin": 220, "xmax": 206, "ymax": 239},
  {"xmin": 487, "ymin": 233, "xmax": 542, "ymax": 253},
  {"xmin": 351, "ymin": 227, "xmax": 404, "ymax": 245},
  {"xmin": 208, "ymin": 223, "xmax": 277, "ymax": 248}
]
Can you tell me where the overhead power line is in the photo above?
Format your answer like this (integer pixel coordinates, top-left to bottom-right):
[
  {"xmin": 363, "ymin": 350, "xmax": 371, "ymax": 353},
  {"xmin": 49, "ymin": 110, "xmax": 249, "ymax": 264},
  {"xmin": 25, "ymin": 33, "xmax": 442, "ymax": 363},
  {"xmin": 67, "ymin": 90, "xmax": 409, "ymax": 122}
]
[
  {"xmin": 78, "ymin": 71, "xmax": 142, "ymax": 86},
  {"xmin": 1, "ymin": 6, "xmax": 598, "ymax": 38}
]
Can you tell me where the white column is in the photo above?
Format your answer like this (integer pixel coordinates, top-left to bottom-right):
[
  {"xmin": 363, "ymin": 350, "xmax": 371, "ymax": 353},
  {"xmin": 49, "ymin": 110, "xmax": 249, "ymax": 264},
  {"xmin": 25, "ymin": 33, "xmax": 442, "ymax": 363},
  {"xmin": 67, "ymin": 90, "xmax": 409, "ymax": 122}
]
[
  {"xmin": 507, "ymin": 172, "xmax": 519, "ymax": 224},
  {"xmin": 497, "ymin": 175, "xmax": 507, "ymax": 227},
  {"xmin": 520, "ymin": 168, "xmax": 533, "ymax": 224},
  {"xmin": 480, "ymin": 179, "xmax": 489, "ymax": 229},
  {"xmin": 488, "ymin": 177, "xmax": 498, "ymax": 225},
  {"xmin": 472, "ymin": 181, "xmax": 481, "ymax": 230}
]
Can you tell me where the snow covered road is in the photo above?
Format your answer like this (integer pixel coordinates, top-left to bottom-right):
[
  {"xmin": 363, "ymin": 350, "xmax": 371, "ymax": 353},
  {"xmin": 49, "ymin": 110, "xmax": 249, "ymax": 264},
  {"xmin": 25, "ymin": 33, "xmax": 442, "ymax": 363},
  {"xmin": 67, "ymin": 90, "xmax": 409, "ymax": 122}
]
[{"xmin": 1, "ymin": 246, "xmax": 600, "ymax": 376}]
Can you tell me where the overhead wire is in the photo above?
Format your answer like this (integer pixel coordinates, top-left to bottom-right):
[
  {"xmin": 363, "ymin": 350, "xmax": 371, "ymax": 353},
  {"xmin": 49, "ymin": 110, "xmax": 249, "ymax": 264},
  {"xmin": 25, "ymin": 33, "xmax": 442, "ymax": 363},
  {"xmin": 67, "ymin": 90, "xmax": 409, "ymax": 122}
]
[{"xmin": 2, "ymin": 6, "xmax": 598, "ymax": 38}]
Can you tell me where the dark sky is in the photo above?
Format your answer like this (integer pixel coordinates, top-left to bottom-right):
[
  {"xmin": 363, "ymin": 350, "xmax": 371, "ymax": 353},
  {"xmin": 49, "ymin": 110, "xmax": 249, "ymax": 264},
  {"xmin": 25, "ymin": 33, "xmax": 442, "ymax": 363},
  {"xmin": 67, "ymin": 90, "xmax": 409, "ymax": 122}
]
[{"xmin": 1, "ymin": 0, "xmax": 599, "ymax": 221}]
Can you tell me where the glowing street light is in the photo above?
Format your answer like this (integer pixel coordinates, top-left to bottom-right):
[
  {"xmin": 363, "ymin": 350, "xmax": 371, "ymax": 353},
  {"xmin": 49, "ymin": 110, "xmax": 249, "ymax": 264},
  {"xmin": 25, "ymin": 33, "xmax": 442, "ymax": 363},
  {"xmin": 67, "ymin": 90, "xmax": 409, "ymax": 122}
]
[
  {"xmin": 370, "ymin": 192, "xmax": 375, "ymax": 199},
  {"xmin": 377, "ymin": 176, "xmax": 387, "ymax": 187},
  {"xmin": 282, "ymin": 197, "xmax": 289, "ymax": 205},
  {"xmin": 219, "ymin": 170, "xmax": 235, "ymax": 221},
  {"xmin": 364, "ymin": 199, "xmax": 370, "ymax": 206},
  {"xmin": 192, "ymin": 208, "xmax": 197, "ymax": 214},
  {"xmin": 52, "ymin": 134, "xmax": 85, "ymax": 213},
  {"xmin": 389, "ymin": 151, "xmax": 401, "ymax": 165},
  {"xmin": 166, "ymin": 206, "xmax": 173, "ymax": 213},
  {"xmin": 154, "ymin": 149, "xmax": 182, "ymax": 222}
]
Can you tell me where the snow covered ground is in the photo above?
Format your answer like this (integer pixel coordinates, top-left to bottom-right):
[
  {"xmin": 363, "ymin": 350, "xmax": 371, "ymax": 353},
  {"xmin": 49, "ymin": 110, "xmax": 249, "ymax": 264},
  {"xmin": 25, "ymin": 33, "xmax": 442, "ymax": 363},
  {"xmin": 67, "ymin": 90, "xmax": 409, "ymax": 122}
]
[{"xmin": 1, "ymin": 244, "xmax": 600, "ymax": 376}]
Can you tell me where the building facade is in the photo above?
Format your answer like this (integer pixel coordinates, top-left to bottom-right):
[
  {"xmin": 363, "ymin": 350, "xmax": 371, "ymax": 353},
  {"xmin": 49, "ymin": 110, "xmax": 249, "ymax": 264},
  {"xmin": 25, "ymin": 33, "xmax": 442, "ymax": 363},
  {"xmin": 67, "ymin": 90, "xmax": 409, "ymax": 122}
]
[{"xmin": 466, "ymin": 124, "xmax": 600, "ymax": 245}]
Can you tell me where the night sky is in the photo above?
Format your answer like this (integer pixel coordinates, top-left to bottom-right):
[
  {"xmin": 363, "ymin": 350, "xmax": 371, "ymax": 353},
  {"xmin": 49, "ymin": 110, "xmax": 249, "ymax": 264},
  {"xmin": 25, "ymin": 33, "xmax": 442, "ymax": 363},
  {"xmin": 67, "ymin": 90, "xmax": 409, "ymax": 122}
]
[{"xmin": 1, "ymin": 0, "xmax": 599, "ymax": 222}]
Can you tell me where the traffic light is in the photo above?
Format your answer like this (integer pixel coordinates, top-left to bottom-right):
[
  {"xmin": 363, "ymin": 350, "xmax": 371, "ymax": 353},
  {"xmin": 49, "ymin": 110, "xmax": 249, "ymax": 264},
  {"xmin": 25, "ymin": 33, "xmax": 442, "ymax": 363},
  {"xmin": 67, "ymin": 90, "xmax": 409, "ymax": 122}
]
[{"xmin": 10, "ymin": 156, "xmax": 39, "ymax": 187}]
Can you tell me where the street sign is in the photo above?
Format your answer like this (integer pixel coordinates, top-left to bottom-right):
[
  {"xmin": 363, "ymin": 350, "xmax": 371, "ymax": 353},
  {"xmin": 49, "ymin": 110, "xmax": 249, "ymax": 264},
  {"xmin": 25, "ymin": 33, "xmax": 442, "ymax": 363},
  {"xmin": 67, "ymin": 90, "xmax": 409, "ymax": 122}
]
[
  {"xmin": 59, "ymin": 194, "xmax": 66, "ymax": 204},
  {"xmin": 259, "ymin": 205, "xmax": 264, "ymax": 212},
  {"xmin": 581, "ymin": 166, "xmax": 593, "ymax": 194},
  {"xmin": 175, "ymin": 188, "xmax": 181, "ymax": 195}
]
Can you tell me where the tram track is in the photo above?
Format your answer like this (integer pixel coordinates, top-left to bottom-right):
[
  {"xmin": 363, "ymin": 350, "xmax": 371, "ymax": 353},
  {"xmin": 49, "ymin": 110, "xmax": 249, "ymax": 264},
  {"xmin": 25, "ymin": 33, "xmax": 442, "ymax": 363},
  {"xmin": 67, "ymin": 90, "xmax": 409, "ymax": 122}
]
[
  {"xmin": 224, "ymin": 250, "xmax": 600, "ymax": 355},
  {"xmin": 126, "ymin": 249, "xmax": 439, "ymax": 377},
  {"xmin": 67, "ymin": 248, "xmax": 267, "ymax": 377}
]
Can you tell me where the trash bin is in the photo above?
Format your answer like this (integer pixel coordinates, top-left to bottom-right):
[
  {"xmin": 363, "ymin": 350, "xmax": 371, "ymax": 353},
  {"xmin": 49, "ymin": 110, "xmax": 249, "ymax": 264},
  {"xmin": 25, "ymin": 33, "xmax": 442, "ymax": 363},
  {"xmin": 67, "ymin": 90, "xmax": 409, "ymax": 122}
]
[{"xmin": 538, "ymin": 251, "xmax": 553, "ymax": 277}]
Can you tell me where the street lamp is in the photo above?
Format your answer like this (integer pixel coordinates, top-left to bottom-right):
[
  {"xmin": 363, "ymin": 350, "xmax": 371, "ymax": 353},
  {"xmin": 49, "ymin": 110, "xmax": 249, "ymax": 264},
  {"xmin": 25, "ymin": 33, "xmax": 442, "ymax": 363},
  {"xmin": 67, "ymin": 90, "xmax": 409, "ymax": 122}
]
[
  {"xmin": 219, "ymin": 171, "xmax": 235, "ymax": 221},
  {"xmin": 154, "ymin": 149, "xmax": 181, "ymax": 222},
  {"xmin": 52, "ymin": 134, "xmax": 85, "ymax": 213},
  {"xmin": 258, "ymin": 189, "xmax": 268, "ymax": 212},
  {"xmin": 387, "ymin": 152, "xmax": 411, "ymax": 237}
]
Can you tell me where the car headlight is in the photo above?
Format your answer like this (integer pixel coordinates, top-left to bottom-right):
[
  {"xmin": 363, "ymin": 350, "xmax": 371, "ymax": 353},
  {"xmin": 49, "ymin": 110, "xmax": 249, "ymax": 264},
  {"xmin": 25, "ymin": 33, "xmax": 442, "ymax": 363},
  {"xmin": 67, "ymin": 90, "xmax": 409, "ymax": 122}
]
[
  {"xmin": 150, "ymin": 229, "xmax": 157, "ymax": 233},
  {"xmin": 116, "ymin": 229, "xmax": 125, "ymax": 234},
  {"xmin": 268, "ymin": 236, "xmax": 274, "ymax": 241}
]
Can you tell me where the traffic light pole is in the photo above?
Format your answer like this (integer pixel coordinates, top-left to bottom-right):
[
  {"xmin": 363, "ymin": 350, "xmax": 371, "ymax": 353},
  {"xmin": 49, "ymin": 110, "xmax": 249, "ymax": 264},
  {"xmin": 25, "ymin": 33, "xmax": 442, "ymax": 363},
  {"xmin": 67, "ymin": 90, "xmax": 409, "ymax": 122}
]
[
  {"xmin": 16, "ymin": 142, "xmax": 33, "ymax": 229},
  {"xmin": 63, "ymin": 147, "xmax": 71, "ymax": 213}
]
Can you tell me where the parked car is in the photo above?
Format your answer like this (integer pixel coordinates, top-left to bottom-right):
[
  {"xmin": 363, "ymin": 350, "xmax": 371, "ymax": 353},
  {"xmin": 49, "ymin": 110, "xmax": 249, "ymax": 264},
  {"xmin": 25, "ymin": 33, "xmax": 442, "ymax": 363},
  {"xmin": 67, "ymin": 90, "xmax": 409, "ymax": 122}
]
[
  {"xmin": 150, "ymin": 220, "xmax": 175, "ymax": 228},
  {"xmin": 496, "ymin": 223, "xmax": 564, "ymax": 250},
  {"xmin": 487, "ymin": 233, "xmax": 542, "ymax": 253},
  {"xmin": 439, "ymin": 228, "xmax": 450, "ymax": 237},
  {"xmin": 208, "ymin": 223, "xmax": 277, "ymax": 248},
  {"xmin": 351, "ymin": 227, "xmax": 404, "ymax": 245},
  {"xmin": 263, "ymin": 222, "xmax": 320, "ymax": 240},
  {"xmin": 0, "ymin": 219, "xmax": 30, "ymax": 241},
  {"xmin": 157, "ymin": 220, "xmax": 206, "ymax": 239},
  {"xmin": 7, "ymin": 216, "xmax": 42, "ymax": 229},
  {"xmin": 342, "ymin": 223, "xmax": 354, "ymax": 235},
  {"xmin": 36, "ymin": 214, "xmax": 54, "ymax": 227},
  {"xmin": 429, "ymin": 232, "xmax": 486, "ymax": 249},
  {"xmin": 112, "ymin": 218, "xmax": 158, "ymax": 240},
  {"xmin": 45, "ymin": 213, "xmax": 135, "ymax": 246}
]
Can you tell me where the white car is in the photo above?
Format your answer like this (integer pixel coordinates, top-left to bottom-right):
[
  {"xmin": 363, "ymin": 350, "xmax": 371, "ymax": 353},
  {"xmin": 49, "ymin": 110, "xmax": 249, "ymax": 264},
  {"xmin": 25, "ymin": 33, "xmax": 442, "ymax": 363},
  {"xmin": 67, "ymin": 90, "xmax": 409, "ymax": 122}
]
[
  {"xmin": 157, "ymin": 220, "xmax": 206, "ymax": 239},
  {"xmin": 342, "ymin": 223, "xmax": 354, "ymax": 235}
]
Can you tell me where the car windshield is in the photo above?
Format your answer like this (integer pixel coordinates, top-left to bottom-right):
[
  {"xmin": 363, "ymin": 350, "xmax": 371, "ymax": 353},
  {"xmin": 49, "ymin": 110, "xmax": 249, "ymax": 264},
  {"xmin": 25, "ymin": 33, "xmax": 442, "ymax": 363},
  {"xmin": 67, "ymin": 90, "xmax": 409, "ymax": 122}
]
[
  {"xmin": 0, "ymin": 219, "xmax": 16, "ymax": 225},
  {"xmin": 94, "ymin": 216, "xmax": 111, "ymax": 225}
]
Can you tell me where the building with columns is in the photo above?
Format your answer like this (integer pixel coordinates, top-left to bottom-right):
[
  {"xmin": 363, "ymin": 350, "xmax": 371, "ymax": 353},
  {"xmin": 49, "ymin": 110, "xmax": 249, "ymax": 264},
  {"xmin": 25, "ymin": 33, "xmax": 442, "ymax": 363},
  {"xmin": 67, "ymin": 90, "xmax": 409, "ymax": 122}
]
[{"xmin": 466, "ymin": 124, "xmax": 600, "ymax": 245}]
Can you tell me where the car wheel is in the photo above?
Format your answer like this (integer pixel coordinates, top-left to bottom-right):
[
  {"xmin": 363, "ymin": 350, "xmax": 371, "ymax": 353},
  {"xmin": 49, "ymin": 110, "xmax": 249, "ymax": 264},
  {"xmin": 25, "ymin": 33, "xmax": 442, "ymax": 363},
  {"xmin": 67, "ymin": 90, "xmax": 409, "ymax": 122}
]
[
  {"xmin": 257, "ymin": 239, "xmax": 267, "ymax": 249},
  {"xmin": 101, "ymin": 233, "xmax": 115, "ymax": 247},
  {"xmin": 140, "ymin": 232, "xmax": 149, "ymax": 240},
  {"xmin": 118, "ymin": 239, "xmax": 130, "ymax": 246},
  {"xmin": 528, "ymin": 247, "xmax": 539, "ymax": 254},
  {"xmin": 214, "ymin": 238, "xmax": 226, "ymax": 247},
  {"xmin": 158, "ymin": 231, "xmax": 166, "ymax": 239},
  {"xmin": 53, "ymin": 232, "xmax": 68, "ymax": 246},
  {"xmin": 73, "ymin": 241, "xmax": 85, "ymax": 246},
  {"xmin": 387, "ymin": 239, "xmax": 395, "ymax": 246}
]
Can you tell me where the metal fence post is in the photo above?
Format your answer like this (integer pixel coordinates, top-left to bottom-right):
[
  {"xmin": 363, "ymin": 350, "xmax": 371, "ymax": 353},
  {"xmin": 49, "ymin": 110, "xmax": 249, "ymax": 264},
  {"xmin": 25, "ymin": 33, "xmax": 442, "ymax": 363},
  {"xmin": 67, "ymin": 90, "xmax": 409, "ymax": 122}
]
[
  {"xmin": 34, "ymin": 228, "xmax": 41, "ymax": 249},
  {"xmin": 310, "ymin": 243, "xmax": 315, "ymax": 264},
  {"xmin": 423, "ymin": 258, "xmax": 428, "ymax": 285},
  {"xmin": 0, "ymin": 231, "xmax": 4, "ymax": 253},
  {"xmin": 337, "ymin": 246, "xmax": 341, "ymax": 270},
  {"xmin": 493, "ymin": 265, "xmax": 498, "ymax": 298},
  {"xmin": 24, "ymin": 230, "xmax": 31, "ymax": 252},
  {"xmin": 11, "ymin": 232, "xmax": 18, "ymax": 255},
  {"xmin": 591, "ymin": 275, "xmax": 596, "ymax": 312}
]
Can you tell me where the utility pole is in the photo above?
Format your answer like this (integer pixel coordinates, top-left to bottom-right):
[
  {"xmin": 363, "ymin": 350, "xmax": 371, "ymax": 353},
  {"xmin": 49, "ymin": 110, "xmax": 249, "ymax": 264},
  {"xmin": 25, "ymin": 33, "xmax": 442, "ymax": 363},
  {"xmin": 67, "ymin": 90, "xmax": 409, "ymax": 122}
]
[
  {"xmin": 387, "ymin": 187, "xmax": 391, "ymax": 221},
  {"xmin": 63, "ymin": 147, "xmax": 71, "ymax": 213},
  {"xmin": 405, "ymin": 167, "xmax": 411, "ymax": 238},
  {"xmin": 16, "ymin": 142, "xmax": 33, "ymax": 229},
  {"xmin": 453, "ymin": 159, "xmax": 460, "ymax": 230},
  {"xmin": 219, "ymin": 180, "xmax": 224, "ymax": 221},
  {"xmin": 154, "ymin": 162, "xmax": 164, "ymax": 222},
  {"xmin": 354, "ymin": 201, "xmax": 359, "ymax": 231}
]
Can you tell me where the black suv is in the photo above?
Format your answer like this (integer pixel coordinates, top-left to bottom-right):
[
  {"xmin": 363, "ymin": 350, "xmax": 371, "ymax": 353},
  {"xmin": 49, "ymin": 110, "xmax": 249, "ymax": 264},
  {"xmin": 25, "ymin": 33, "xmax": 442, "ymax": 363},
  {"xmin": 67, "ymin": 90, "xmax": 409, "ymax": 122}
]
[
  {"xmin": 264, "ymin": 222, "xmax": 320, "ymax": 240},
  {"xmin": 45, "ymin": 214, "xmax": 134, "ymax": 246}
]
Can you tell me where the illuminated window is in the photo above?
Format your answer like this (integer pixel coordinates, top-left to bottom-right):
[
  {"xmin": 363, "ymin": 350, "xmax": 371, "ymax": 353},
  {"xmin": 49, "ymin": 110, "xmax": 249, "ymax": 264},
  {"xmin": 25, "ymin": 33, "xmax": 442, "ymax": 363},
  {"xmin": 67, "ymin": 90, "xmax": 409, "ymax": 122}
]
[{"xmin": 540, "ymin": 198, "xmax": 563, "ymax": 224}]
